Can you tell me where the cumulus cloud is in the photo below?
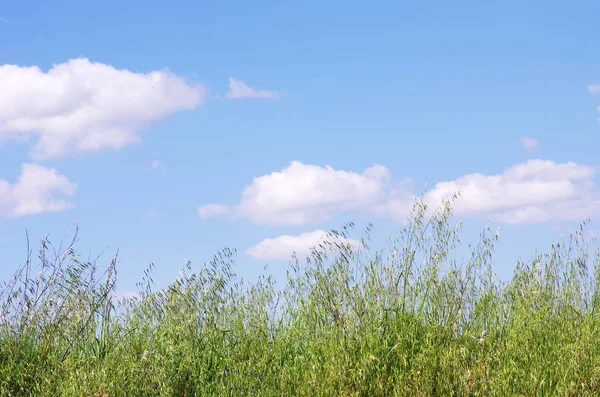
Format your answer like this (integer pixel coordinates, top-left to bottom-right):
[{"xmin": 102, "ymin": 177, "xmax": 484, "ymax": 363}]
[
  {"xmin": 0, "ymin": 57, "xmax": 206, "ymax": 160},
  {"xmin": 198, "ymin": 161, "xmax": 392, "ymax": 225},
  {"xmin": 199, "ymin": 159, "xmax": 600, "ymax": 226},
  {"xmin": 0, "ymin": 163, "xmax": 77, "ymax": 217},
  {"xmin": 245, "ymin": 229, "xmax": 362, "ymax": 261},
  {"xmin": 422, "ymin": 159, "xmax": 599, "ymax": 224},
  {"xmin": 225, "ymin": 77, "xmax": 281, "ymax": 100},
  {"xmin": 519, "ymin": 136, "xmax": 538, "ymax": 150}
]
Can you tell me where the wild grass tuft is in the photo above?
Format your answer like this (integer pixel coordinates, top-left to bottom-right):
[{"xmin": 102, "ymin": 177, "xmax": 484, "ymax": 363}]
[{"xmin": 1, "ymin": 194, "xmax": 600, "ymax": 396}]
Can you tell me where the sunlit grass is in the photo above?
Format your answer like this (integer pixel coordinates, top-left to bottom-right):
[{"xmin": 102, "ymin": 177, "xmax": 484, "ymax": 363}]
[{"xmin": 1, "ymin": 193, "xmax": 600, "ymax": 396}]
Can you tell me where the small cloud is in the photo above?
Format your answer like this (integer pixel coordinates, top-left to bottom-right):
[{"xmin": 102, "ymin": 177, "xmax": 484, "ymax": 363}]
[
  {"xmin": 225, "ymin": 77, "xmax": 281, "ymax": 100},
  {"xmin": 0, "ymin": 163, "xmax": 77, "ymax": 217},
  {"xmin": 587, "ymin": 84, "xmax": 600, "ymax": 94},
  {"xmin": 245, "ymin": 229, "xmax": 362, "ymax": 261},
  {"xmin": 519, "ymin": 136, "xmax": 539, "ymax": 151},
  {"xmin": 198, "ymin": 203, "xmax": 232, "ymax": 219},
  {"xmin": 151, "ymin": 160, "xmax": 161, "ymax": 169},
  {"xmin": 145, "ymin": 210, "xmax": 158, "ymax": 219}
]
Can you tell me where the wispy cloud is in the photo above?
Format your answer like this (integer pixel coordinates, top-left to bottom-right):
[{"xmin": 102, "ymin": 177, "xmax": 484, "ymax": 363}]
[
  {"xmin": 0, "ymin": 163, "xmax": 77, "ymax": 218},
  {"xmin": 199, "ymin": 159, "xmax": 600, "ymax": 225},
  {"xmin": 587, "ymin": 84, "xmax": 600, "ymax": 94},
  {"xmin": 519, "ymin": 136, "xmax": 539, "ymax": 151},
  {"xmin": 245, "ymin": 229, "xmax": 362, "ymax": 261},
  {"xmin": 198, "ymin": 204, "xmax": 232, "ymax": 220},
  {"xmin": 151, "ymin": 160, "xmax": 162, "ymax": 169},
  {"xmin": 0, "ymin": 57, "xmax": 207, "ymax": 160},
  {"xmin": 144, "ymin": 210, "xmax": 159, "ymax": 219},
  {"xmin": 225, "ymin": 77, "xmax": 281, "ymax": 100},
  {"xmin": 589, "ymin": 82, "xmax": 600, "ymax": 118}
]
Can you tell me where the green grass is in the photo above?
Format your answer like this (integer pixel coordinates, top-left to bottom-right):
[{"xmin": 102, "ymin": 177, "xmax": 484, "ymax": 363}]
[{"xmin": 2, "ymin": 194, "xmax": 600, "ymax": 396}]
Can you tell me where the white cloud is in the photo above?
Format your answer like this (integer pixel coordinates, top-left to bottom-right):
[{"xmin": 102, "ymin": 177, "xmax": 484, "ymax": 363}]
[
  {"xmin": 198, "ymin": 161, "xmax": 392, "ymax": 225},
  {"xmin": 225, "ymin": 77, "xmax": 281, "ymax": 100},
  {"xmin": 588, "ymin": 84, "xmax": 600, "ymax": 94},
  {"xmin": 422, "ymin": 159, "xmax": 599, "ymax": 224},
  {"xmin": 519, "ymin": 136, "xmax": 538, "ymax": 150},
  {"xmin": 0, "ymin": 57, "xmax": 206, "ymax": 160},
  {"xmin": 245, "ymin": 229, "xmax": 362, "ymax": 261},
  {"xmin": 200, "ymin": 159, "xmax": 600, "ymax": 226},
  {"xmin": 0, "ymin": 163, "xmax": 77, "ymax": 217}
]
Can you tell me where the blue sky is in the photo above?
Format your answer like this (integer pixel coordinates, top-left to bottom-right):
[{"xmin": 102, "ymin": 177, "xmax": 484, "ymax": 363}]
[{"xmin": 1, "ymin": 1, "xmax": 600, "ymax": 295}]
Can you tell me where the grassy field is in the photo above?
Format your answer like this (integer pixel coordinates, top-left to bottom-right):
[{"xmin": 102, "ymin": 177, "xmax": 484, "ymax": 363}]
[{"xmin": 1, "ymin": 195, "xmax": 600, "ymax": 396}]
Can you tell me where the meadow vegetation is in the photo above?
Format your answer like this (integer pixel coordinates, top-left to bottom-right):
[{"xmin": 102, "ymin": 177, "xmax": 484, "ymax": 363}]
[{"xmin": 1, "ymin": 193, "xmax": 600, "ymax": 396}]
